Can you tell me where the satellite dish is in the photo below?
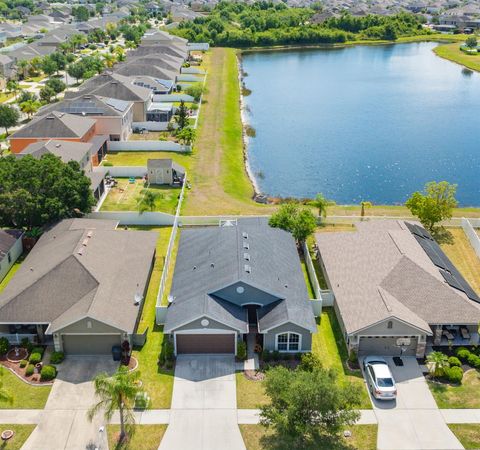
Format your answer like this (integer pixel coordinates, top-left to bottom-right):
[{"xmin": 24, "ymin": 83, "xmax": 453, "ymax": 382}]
[{"xmin": 134, "ymin": 293, "xmax": 143, "ymax": 305}]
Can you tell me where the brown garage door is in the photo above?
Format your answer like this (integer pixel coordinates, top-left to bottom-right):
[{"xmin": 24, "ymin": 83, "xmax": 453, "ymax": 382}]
[
  {"xmin": 176, "ymin": 334, "xmax": 235, "ymax": 354},
  {"xmin": 62, "ymin": 334, "xmax": 121, "ymax": 355}
]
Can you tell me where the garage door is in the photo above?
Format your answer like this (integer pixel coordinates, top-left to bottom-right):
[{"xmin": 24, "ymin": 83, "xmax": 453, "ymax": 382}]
[
  {"xmin": 358, "ymin": 336, "xmax": 418, "ymax": 356},
  {"xmin": 62, "ymin": 334, "xmax": 121, "ymax": 355},
  {"xmin": 176, "ymin": 334, "xmax": 235, "ymax": 354}
]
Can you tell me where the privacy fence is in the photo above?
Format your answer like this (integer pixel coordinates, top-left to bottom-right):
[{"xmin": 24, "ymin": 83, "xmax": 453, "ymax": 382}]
[
  {"xmin": 108, "ymin": 141, "xmax": 190, "ymax": 152},
  {"xmin": 462, "ymin": 218, "xmax": 480, "ymax": 260}
]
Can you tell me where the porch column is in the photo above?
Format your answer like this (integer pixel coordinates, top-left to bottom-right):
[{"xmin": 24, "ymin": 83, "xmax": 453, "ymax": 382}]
[
  {"xmin": 36, "ymin": 324, "xmax": 44, "ymax": 343},
  {"xmin": 433, "ymin": 325, "xmax": 442, "ymax": 346}
]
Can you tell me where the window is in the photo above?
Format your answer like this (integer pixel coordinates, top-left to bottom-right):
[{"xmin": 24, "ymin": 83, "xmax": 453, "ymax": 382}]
[
  {"xmin": 387, "ymin": 321, "xmax": 393, "ymax": 329},
  {"xmin": 276, "ymin": 332, "xmax": 301, "ymax": 352},
  {"xmin": 7, "ymin": 253, "xmax": 11, "ymax": 263}
]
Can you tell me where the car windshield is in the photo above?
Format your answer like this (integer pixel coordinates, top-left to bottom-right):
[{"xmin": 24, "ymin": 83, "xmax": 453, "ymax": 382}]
[{"xmin": 377, "ymin": 377, "xmax": 394, "ymax": 387}]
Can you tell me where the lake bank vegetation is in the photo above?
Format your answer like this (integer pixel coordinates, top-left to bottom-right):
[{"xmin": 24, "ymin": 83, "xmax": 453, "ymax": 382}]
[{"xmin": 170, "ymin": 2, "xmax": 432, "ymax": 47}]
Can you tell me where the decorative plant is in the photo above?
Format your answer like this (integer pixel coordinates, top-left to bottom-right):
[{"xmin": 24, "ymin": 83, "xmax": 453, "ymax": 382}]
[{"xmin": 426, "ymin": 351, "xmax": 449, "ymax": 378}]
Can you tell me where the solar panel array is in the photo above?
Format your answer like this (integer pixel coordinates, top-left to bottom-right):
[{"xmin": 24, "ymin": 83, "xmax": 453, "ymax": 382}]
[
  {"xmin": 59, "ymin": 100, "xmax": 105, "ymax": 116},
  {"xmin": 405, "ymin": 222, "xmax": 480, "ymax": 303}
]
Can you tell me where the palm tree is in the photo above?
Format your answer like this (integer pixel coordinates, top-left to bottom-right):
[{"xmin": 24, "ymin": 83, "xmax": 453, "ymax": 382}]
[
  {"xmin": 137, "ymin": 190, "xmax": 158, "ymax": 214},
  {"xmin": 309, "ymin": 193, "xmax": 335, "ymax": 220},
  {"xmin": 6, "ymin": 80, "xmax": 19, "ymax": 100},
  {"xmin": 360, "ymin": 201, "xmax": 373, "ymax": 219},
  {"xmin": 426, "ymin": 351, "xmax": 449, "ymax": 379},
  {"xmin": 20, "ymin": 100, "xmax": 40, "ymax": 119},
  {"xmin": 17, "ymin": 60, "xmax": 29, "ymax": 80},
  {"xmin": 88, "ymin": 367, "xmax": 141, "ymax": 443}
]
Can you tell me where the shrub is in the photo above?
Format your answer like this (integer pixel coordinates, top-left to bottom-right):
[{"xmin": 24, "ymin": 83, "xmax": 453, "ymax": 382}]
[
  {"xmin": 348, "ymin": 350, "xmax": 358, "ymax": 365},
  {"xmin": 50, "ymin": 351, "xmax": 64, "ymax": 364},
  {"xmin": 19, "ymin": 359, "xmax": 28, "ymax": 368},
  {"xmin": 0, "ymin": 337, "xmax": 9, "ymax": 355},
  {"xmin": 165, "ymin": 341, "xmax": 175, "ymax": 362},
  {"xmin": 299, "ymin": 353, "xmax": 322, "ymax": 372},
  {"xmin": 448, "ymin": 356, "xmax": 462, "ymax": 367},
  {"xmin": 262, "ymin": 350, "xmax": 271, "ymax": 362},
  {"xmin": 272, "ymin": 351, "xmax": 280, "ymax": 361},
  {"xmin": 25, "ymin": 364, "xmax": 35, "ymax": 376},
  {"xmin": 467, "ymin": 353, "xmax": 480, "ymax": 367},
  {"xmin": 165, "ymin": 360, "xmax": 173, "ymax": 369},
  {"xmin": 456, "ymin": 348, "xmax": 471, "ymax": 362},
  {"xmin": 158, "ymin": 353, "xmax": 166, "ymax": 367},
  {"xmin": 20, "ymin": 338, "xmax": 33, "ymax": 353},
  {"xmin": 31, "ymin": 346, "xmax": 44, "ymax": 357},
  {"xmin": 29, "ymin": 352, "xmax": 42, "ymax": 364},
  {"xmin": 103, "ymin": 161, "xmax": 113, "ymax": 166},
  {"xmin": 40, "ymin": 364, "xmax": 57, "ymax": 381},
  {"xmin": 445, "ymin": 366, "xmax": 463, "ymax": 384},
  {"xmin": 237, "ymin": 341, "xmax": 247, "ymax": 361}
]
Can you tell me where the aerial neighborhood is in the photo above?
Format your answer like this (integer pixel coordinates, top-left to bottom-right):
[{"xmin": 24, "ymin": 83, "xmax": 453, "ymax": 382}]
[{"xmin": 0, "ymin": 1, "xmax": 480, "ymax": 450}]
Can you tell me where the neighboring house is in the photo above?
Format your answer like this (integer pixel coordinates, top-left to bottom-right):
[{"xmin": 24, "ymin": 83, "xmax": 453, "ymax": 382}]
[
  {"xmin": 0, "ymin": 55, "xmax": 15, "ymax": 79},
  {"xmin": 114, "ymin": 62, "xmax": 177, "ymax": 84},
  {"xmin": 164, "ymin": 218, "xmax": 317, "ymax": 355},
  {"xmin": 147, "ymin": 158, "xmax": 185, "ymax": 185},
  {"xmin": 125, "ymin": 54, "xmax": 181, "ymax": 74},
  {"xmin": 9, "ymin": 112, "xmax": 97, "ymax": 154},
  {"xmin": 316, "ymin": 220, "xmax": 480, "ymax": 358},
  {"xmin": 67, "ymin": 72, "xmax": 152, "ymax": 122},
  {"xmin": 127, "ymin": 48, "xmax": 184, "ymax": 72},
  {"xmin": 0, "ymin": 230, "xmax": 23, "ymax": 283},
  {"xmin": 131, "ymin": 76, "xmax": 175, "ymax": 95},
  {"xmin": 0, "ymin": 218, "xmax": 157, "ymax": 354},
  {"xmin": 16, "ymin": 139, "xmax": 107, "ymax": 201},
  {"xmin": 40, "ymin": 95, "xmax": 134, "ymax": 141},
  {"xmin": 146, "ymin": 102, "xmax": 174, "ymax": 123}
]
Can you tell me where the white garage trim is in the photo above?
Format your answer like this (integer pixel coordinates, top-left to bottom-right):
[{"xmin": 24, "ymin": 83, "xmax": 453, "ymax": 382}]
[{"xmin": 173, "ymin": 329, "xmax": 237, "ymax": 356}]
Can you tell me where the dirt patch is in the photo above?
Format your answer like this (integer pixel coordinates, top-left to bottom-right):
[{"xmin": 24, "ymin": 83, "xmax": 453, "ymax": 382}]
[{"xmin": 244, "ymin": 370, "xmax": 265, "ymax": 381}]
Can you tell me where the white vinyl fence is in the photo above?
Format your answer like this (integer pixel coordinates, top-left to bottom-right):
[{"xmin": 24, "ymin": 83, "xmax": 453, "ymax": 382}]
[
  {"xmin": 104, "ymin": 166, "xmax": 147, "ymax": 178},
  {"xmin": 462, "ymin": 217, "xmax": 480, "ymax": 260},
  {"xmin": 108, "ymin": 141, "xmax": 190, "ymax": 152},
  {"xmin": 88, "ymin": 211, "xmax": 176, "ymax": 226},
  {"xmin": 152, "ymin": 94, "xmax": 194, "ymax": 103}
]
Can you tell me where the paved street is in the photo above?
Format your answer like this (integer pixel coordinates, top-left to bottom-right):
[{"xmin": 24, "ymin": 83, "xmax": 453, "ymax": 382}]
[{"xmin": 159, "ymin": 354, "xmax": 246, "ymax": 450}]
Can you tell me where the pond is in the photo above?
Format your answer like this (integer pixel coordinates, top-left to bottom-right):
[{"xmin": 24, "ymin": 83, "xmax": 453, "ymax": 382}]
[{"xmin": 242, "ymin": 42, "xmax": 480, "ymax": 206}]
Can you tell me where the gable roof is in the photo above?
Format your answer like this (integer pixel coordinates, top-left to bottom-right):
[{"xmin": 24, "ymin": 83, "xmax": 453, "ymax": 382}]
[
  {"xmin": 11, "ymin": 112, "xmax": 95, "ymax": 139},
  {"xmin": 316, "ymin": 220, "xmax": 480, "ymax": 335},
  {"xmin": 17, "ymin": 139, "xmax": 92, "ymax": 164},
  {"xmin": 165, "ymin": 218, "xmax": 316, "ymax": 333},
  {"xmin": 114, "ymin": 63, "xmax": 176, "ymax": 81},
  {"xmin": 0, "ymin": 229, "xmax": 23, "ymax": 263},
  {"xmin": 0, "ymin": 219, "xmax": 158, "ymax": 334}
]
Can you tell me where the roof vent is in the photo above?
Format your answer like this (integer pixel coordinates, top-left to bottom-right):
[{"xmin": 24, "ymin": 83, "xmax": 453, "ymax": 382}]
[
  {"xmin": 30, "ymin": 267, "xmax": 34, "ymax": 271},
  {"xmin": 77, "ymin": 247, "xmax": 84, "ymax": 255},
  {"xmin": 242, "ymin": 232, "xmax": 248, "ymax": 239},
  {"xmin": 193, "ymin": 265, "xmax": 197, "ymax": 270},
  {"xmin": 284, "ymin": 284, "xmax": 288, "ymax": 288},
  {"xmin": 244, "ymin": 264, "xmax": 251, "ymax": 274},
  {"xmin": 210, "ymin": 263, "xmax": 215, "ymax": 268},
  {"xmin": 168, "ymin": 294, "xmax": 175, "ymax": 304},
  {"xmin": 243, "ymin": 242, "xmax": 249, "ymax": 250},
  {"xmin": 82, "ymin": 238, "xmax": 89, "ymax": 246},
  {"xmin": 87, "ymin": 230, "xmax": 93, "ymax": 238},
  {"xmin": 243, "ymin": 252, "xmax": 250, "ymax": 261}
]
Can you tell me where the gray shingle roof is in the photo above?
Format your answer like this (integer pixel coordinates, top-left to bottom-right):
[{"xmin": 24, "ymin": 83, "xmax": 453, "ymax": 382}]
[
  {"xmin": 0, "ymin": 219, "xmax": 158, "ymax": 334},
  {"xmin": 17, "ymin": 139, "xmax": 92, "ymax": 164},
  {"xmin": 316, "ymin": 220, "xmax": 480, "ymax": 335},
  {"xmin": 39, "ymin": 95, "xmax": 131, "ymax": 118},
  {"xmin": 114, "ymin": 63, "xmax": 176, "ymax": 81},
  {"xmin": 11, "ymin": 112, "xmax": 95, "ymax": 139},
  {"xmin": 0, "ymin": 229, "xmax": 23, "ymax": 263},
  {"xmin": 165, "ymin": 218, "xmax": 316, "ymax": 333}
]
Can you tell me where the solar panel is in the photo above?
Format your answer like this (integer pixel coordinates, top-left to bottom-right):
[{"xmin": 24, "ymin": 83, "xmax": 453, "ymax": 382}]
[
  {"xmin": 440, "ymin": 270, "xmax": 465, "ymax": 292},
  {"xmin": 415, "ymin": 236, "xmax": 447, "ymax": 269}
]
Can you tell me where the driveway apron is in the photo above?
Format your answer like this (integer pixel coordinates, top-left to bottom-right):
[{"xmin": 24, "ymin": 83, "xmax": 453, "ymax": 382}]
[{"xmin": 160, "ymin": 354, "xmax": 246, "ymax": 450}]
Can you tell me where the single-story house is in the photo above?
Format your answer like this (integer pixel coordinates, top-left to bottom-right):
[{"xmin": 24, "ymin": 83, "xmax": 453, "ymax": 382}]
[
  {"xmin": 164, "ymin": 218, "xmax": 317, "ymax": 355},
  {"xmin": 0, "ymin": 230, "xmax": 23, "ymax": 283},
  {"xmin": 131, "ymin": 76, "xmax": 175, "ymax": 95},
  {"xmin": 147, "ymin": 158, "xmax": 185, "ymax": 185},
  {"xmin": 316, "ymin": 220, "xmax": 480, "ymax": 358},
  {"xmin": 0, "ymin": 219, "xmax": 157, "ymax": 354}
]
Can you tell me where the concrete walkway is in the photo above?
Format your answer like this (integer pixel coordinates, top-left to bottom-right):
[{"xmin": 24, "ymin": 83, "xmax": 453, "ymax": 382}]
[{"xmin": 159, "ymin": 354, "xmax": 246, "ymax": 450}]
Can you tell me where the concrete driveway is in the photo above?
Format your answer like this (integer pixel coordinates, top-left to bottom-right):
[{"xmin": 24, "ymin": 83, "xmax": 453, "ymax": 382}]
[
  {"xmin": 22, "ymin": 356, "xmax": 118, "ymax": 450},
  {"xmin": 365, "ymin": 357, "xmax": 463, "ymax": 450},
  {"xmin": 160, "ymin": 354, "xmax": 245, "ymax": 450}
]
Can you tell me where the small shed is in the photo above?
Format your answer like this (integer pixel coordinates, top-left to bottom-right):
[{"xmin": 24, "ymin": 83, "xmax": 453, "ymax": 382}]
[
  {"xmin": 0, "ymin": 229, "xmax": 23, "ymax": 283},
  {"xmin": 147, "ymin": 159, "xmax": 185, "ymax": 185}
]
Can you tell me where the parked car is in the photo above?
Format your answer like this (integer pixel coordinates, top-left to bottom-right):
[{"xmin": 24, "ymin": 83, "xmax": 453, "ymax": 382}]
[{"xmin": 363, "ymin": 356, "xmax": 397, "ymax": 400}]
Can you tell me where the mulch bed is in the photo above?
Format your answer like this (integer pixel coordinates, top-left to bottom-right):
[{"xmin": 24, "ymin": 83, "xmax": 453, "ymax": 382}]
[
  {"xmin": 0, "ymin": 356, "xmax": 53, "ymax": 385},
  {"xmin": 260, "ymin": 359, "xmax": 300, "ymax": 370},
  {"xmin": 123, "ymin": 355, "xmax": 138, "ymax": 372},
  {"xmin": 6, "ymin": 348, "xmax": 28, "ymax": 362},
  {"xmin": 244, "ymin": 370, "xmax": 265, "ymax": 381}
]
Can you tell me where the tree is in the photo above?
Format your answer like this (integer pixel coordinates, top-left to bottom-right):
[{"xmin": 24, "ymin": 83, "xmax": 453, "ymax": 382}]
[
  {"xmin": 137, "ymin": 190, "xmax": 158, "ymax": 214},
  {"xmin": 102, "ymin": 52, "xmax": 117, "ymax": 69},
  {"xmin": 0, "ymin": 105, "xmax": 19, "ymax": 136},
  {"xmin": 88, "ymin": 367, "xmax": 142, "ymax": 443},
  {"xmin": 185, "ymin": 83, "xmax": 204, "ymax": 102},
  {"xmin": 39, "ymin": 86, "xmax": 55, "ymax": 104},
  {"xmin": 174, "ymin": 100, "xmax": 189, "ymax": 130},
  {"xmin": 405, "ymin": 181, "xmax": 458, "ymax": 232},
  {"xmin": 176, "ymin": 126, "xmax": 196, "ymax": 146},
  {"xmin": 72, "ymin": 5, "xmax": 89, "ymax": 22},
  {"xmin": 46, "ymin": 78, "xmax": 66, "ymax": 98},
  {"xmin": 260, "ymin": 364, "xmax": 361, "ymax": 444},
  {"xmin": 40, "ymin": 57, "xmax": 58, "ymax": 77},
  {"xmin": 17, "ymin": 60, "xmax": 29, "ymax": 80},
  {"xmin": 465, "ymin": 36, "xmax": 477, "ymax": 49},
  {"xmin": 19, "ymin": 99, "xmax": 41, "ymax": 118},
  {"xmin": 426, "ymin": 351, "xmax": 449, "ymax": 378},
  {"xmin": 67, "ymin": 62, "xmax": 86, "ymax": 84},
  {"xmin": 309, "ymin": 193, "xmax": 335, "ymax": 219},
  {"xmin": 360, "ymin": 200, "xmax": 372, "ymax": 218},
  {"xmin": 269, "ymin": 202, "xmax": 317, "ymax": 242},
  {"xmin": 6, "ymin": 80, "xmax": 19, "ymax": 100},
  {"xmin": 0, "ymin": 154, "xmax": 95, "ymax": 229}
]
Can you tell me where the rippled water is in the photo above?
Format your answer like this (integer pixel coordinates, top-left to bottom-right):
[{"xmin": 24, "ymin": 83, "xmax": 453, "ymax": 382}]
[{"xmin": 242, "ymin": 42, "xmax": 480, "ymax": 205}]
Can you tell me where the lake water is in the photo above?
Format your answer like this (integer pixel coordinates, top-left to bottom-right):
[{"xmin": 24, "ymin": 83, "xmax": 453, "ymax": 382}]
[{"xmin": 242, "ymin": 42, "xmax": 480, "ymax": 206}]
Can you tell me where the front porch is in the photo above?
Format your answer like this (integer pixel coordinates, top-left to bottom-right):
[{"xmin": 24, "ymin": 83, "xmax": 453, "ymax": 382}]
[
  {"xmin": 0, "ymin": 324, "xmax": 51, "ymax": 345},
  {"xmin": 428, "ymin": 324, "xmax": 479, "ymax": 347}
]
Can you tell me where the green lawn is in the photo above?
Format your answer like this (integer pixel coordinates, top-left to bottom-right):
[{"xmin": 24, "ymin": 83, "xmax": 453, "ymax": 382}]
[
  {"xmin": 128, "ymin": 226, "xmax": 174, "ymax": 409},
  {"xmin": 0, "ymin": 255, "xmax": 24, "ymax": 293},
  {"xmin": 236, "ymin": 372, "xmax": 269, "ymax": 409},
  {"xmin": 0, "ymin": 366, "xmax": 51, "ymax": 409},
  {"xmin": 0, "ymin": 92, "xmax": 15, "ymax": 103},
  {"xmin": 434, "ymin": 42, "xmax": 480, "ymax": 72},
  {"xmin": 0, "ymin": 424, "xmax": 36, "ymax": 449},
  {"xmin": 313, "ymin": 309, "xmax": 372, "ymax": 409},
  {"xmin": 107, "ymin": 424, "xmax": 167, "ymax": 450},
  {"xmin": 428, "ymin": 369, "xmax": 480, "ymax": 409},
  {"xmin": 300, "ymin": 255, "xmax": 315, "ymax": 299},
  {"xmin": 100, "ymin": 178, "xmax": 180, "ymax": 214},
  {"xmin": 103, "ymin": 152, "xmax": 194, "ymax": 173},
  {"xmin": 239, "ymin": 424, "xmax": 377, "ymax": 450},
  {"xmin": 448, "ymin": 424, "xmax": 480, "ymax": 449},
  {"xmin": 160, "ymin": 230, "xmax": 180, "ymax": 306}
]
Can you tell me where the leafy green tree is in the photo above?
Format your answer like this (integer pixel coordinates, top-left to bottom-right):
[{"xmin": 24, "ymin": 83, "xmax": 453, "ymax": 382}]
[
  {"xmin": 269, "ymin": 202, "xmax": 317, "ymax": 242},
  {"xmin": 0, "ymin": 154, "xmax": 95, "ymax": 229},
  {"xmin": 176, "ymin": 126, "xmax": 196, "ymax": 146},
  {"xmin": 426, "ymin": 351, "xmax": 449, "ymax": 378},
  {"xmin": 72, "ymin": 5, "xmax": 89, "ymax": 22},
  {"xmin": 46, "ymin": 78, "xmax": 66, "ymax": 98},
  {"xmin": 405, "ymin": 181, "xmax": 458, "ymax": 232},
  {"xmin": 0, "ymin": 373, "xmax": 12, "ymax": 406},
  {"xmin": 6, "ymin": 80, "xmax": 18, "ymax": 99},
  {"xmin": 185, "ymin": 83, "xmax": 204, "ymax": 102},
  {"xmin": 137, "ymin": 190, "xmax": 158, "ymax": 213},
  {"xmin": 174, "ymin": 100, "xmax": 189, "ymax": 130},
  {"xmin": 19, "ymin": 99, "xmax": 41, "ymax": 118},
  {"xmin": 50, "ymin": 52, "xmax": 67, "ymax": 72},
  {"xmin": 88, "ymin": 367, "xmax": 142, "ymax": 443},
  {"xmin": 260, "ymin": 364, "xmax": 361, "ymax": 443},
  {"xmin": 0, "ymin": 105, "xmax": 19, "ymax": 136},
  {"xmin": 67, "ymin": 62, "xmax": 86, "ymax": 84},
  {"xmin": 17, "ymin": 90, "xmax": 37, "ymax": 105},
  {"xmin": 309, "ymin": 193, "xmax": 335, "ymax": 219},
  {"xmin": 40, "ymin": 57, "xmax": 58, "ymax": 77},
  {"xmin": 465, "ymin": 36, "xmax": 478, "ymax": 49},
  {"xmin": 39, "ymin": 86, "xmax": 55, "ymax": 104}
]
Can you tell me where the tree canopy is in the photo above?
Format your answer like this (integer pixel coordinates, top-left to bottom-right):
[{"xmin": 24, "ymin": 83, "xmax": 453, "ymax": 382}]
[
  {"xmin": 405, "ymin": 181, "xmax": 458, "ymax": 232},
  {"xmin": 269, "ymin": 202, "xmax": 317, "ymax": 242},
  {"xmin": 0, "ymin": 105, "xmax": 19, "ymax": 136},
  {"xmin": 0, "ymin": 154, "xmax": 95, "ymax": 230}
]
